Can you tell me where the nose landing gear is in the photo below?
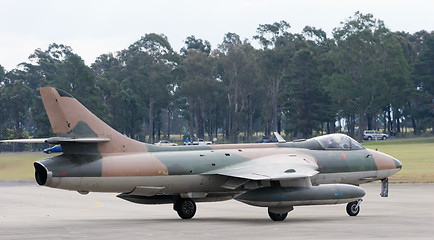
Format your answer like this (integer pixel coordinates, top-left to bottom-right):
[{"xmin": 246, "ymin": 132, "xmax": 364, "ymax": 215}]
[{"xmin": 381, "ymin": 178, "xmax": 389, "ymax": 197}]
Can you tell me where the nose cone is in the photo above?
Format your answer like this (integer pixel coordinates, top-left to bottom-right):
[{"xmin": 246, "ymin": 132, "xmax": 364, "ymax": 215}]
[
  {"xmin": 368, "ymin": 149, "xmax": 402, "ymax": 171},
  {"xmin": 394, "ymin": 158, "xmax": 403, "ymax": 170}
]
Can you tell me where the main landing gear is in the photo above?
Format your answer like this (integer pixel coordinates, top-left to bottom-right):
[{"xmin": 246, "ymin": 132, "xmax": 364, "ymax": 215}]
[
  {"xmin": 174, "ymin": 198, "xmax": 196, "ymax": 219},
  {"xmin": 346, "ymin": 199, "xmax": 363, "ymax": 216},
  {"xmin": 267, "ymin": 206, "xmax": 293, "ymax": 221},
  {"xmin": 268, "ymin": 210, "xmax": 288, "ymax": 221}
]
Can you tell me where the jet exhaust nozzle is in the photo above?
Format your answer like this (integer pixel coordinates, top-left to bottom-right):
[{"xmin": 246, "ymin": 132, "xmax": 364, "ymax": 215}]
[
  {"xmin": 34, "ymin": 162, "xmax": 52, "ymax": 186},
  {"xmin": 235, "ymin": 184, "xmax": 365, "ymax": 207}
]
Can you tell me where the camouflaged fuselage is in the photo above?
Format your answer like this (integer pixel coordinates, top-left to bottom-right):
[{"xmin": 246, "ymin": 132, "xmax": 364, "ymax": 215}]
[
  {"xmin": 35, "ymin": 137, "xmax": 401, "ymax": 194},
  {"xmin": 34, "ymin": 88, "xmax": 402, "ymax": 203}
]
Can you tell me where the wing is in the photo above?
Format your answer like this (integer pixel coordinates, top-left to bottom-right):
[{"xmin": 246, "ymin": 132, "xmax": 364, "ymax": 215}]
[{"xmin": 205, "ymin": 153, "xmax": 319, "ymax": 181}]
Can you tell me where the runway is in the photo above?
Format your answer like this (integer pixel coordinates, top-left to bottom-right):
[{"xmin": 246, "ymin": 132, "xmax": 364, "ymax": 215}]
[{"xmin": 1, "ymin": 182, "xmax": 433, "ymax": 239}]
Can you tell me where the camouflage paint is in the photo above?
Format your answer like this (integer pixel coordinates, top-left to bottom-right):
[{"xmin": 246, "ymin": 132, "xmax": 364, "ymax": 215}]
[{"xmin": 34, "ymin": 87, "xmax": 402, "ymax": 208}]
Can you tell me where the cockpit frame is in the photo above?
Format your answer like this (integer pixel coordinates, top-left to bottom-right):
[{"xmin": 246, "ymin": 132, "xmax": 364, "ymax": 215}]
[{"xmin": 313, "ymin": 134, "xmax": 364, "ymax": 151}]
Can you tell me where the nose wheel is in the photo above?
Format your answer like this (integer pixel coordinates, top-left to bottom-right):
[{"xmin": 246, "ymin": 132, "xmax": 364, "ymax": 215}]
[
  {"xmin": 346, "ymin": 199, "xmax": 362, "ymax": 216},
  {"xmin": 174, "ymin": 198, "xmax": 196, "ymax": 219}
]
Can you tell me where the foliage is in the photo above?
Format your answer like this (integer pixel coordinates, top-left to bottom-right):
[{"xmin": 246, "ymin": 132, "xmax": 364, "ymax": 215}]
[{"xmin": 0, "ymin": 12, "xmax": 433, "ymax": 145}]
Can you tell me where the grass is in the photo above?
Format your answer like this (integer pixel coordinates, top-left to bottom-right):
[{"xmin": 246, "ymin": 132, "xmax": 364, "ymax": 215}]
[
  {"xmin": 361, "ymin": 138, "xmax": 434, "ymax": 183},
  {"xmin": 0, "ymin": 152, "xmax": 53, "ymax": 180},
  {"xmin": 1, "ymin": 138, "xmax": 433, "ymax": 182}
]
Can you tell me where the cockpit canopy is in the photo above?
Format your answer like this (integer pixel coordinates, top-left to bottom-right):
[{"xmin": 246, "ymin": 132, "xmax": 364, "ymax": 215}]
[{"xmin": 313, "ymin": 133, "xmax": 365, "ymax": 150}]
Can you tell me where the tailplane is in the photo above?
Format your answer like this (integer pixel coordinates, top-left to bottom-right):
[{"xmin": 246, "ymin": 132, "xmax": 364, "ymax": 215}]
[{"xmin": 40, "ymin": 87, "xmax": 148, "ymax": 153}]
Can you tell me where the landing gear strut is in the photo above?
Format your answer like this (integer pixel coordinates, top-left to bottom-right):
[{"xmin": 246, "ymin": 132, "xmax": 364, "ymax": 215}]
[
  {"xmin": 174, "ymin": 198, "xmax": 196, "ymax": 219},
  {"xmin": 380, "ymin": 178, "xmax": 389, "ymax": 197},
  {"xmin": 346, "ymin": 199, "xmax": 362, "ymax": 216}
]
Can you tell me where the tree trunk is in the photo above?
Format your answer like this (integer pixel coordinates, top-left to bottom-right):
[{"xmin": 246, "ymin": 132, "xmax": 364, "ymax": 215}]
[
  {"xmin": 387, "ymin": 105, "xmax": 392, "ymax": 134},
  {"xmin": 197, "ymin": 106, "xmax": 205, "ymax": 139},
  {"xmin": 148, "ymin": 100, "xmax": 154, "ymax": 144},
  {"xmin": 167, "ymin": 108, "xmax": 171, "ymax": 140},
  {"xmin": 358, "ymin": 111, "xmax": 367, "ymax": 142},
  {"xmin": 348, "ymin": 115, "xmax": 355, "ymax": 139},
  {"xmin": 189, "ymin": 109, "xmax": 195, "ymax": 141}
]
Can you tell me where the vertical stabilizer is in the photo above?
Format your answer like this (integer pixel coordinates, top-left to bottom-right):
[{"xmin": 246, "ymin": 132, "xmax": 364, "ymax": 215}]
[{"xmin": 40, "ymin": 87, "xmax": 148, "ymax": 153}]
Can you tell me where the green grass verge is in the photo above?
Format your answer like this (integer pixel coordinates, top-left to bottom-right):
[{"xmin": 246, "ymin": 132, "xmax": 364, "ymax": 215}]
[
  {"xmin": 362, "ymin": 139, "xmax": 434, "ymax": 183},
  {"xmin": 0, "ymin": 152, "xmax": 54, "ymax": 180}
]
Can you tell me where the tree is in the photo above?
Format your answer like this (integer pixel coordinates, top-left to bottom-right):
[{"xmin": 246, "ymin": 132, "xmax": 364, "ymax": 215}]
[
  {"xmin": 180, "ymin": 35, "xmax": 211, "ymax": 55},
  {"xmin": 381, "ymin": 33, "xmax": 411, "ymax": 134},
  {"xmin": 302, "ymin": 26, "xmax": 337, "ymax": 134},
  {"xmin": 179, "ymin": 49, "xmax": 219, "ymax": 139},
  {"xmin": 119, "ymin": 33, "xmax": 178, "ymax": 143},
  {"xmin": 282, "ymin": 49, "xmax": 331, "ymax": 138},
  {"xmin": 411, "ymin": 33, "xmax": 434, "ymax": 133},
  {"xmin": 0, "ymin": 79, "xmax": 32, "ymax": 140},
  {"xmin": 254, "ymin": 21, "xmax": 306, "ymax": 134},
  {"xmin": 0, "ymin": 65, "xmax": 5, "ymax": 84},
  {"xmin": 329, "ymin": 12, "xmax": 393, "ymax": 140},
  {"xmin": 216, "ymin": 33, "xmax": 259, "ymax": 142}
]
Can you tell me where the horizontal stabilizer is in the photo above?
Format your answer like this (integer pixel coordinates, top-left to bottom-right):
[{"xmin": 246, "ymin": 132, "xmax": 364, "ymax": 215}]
[
  {"xmin": 1, "ymin": 137, "xmax": 110, "ymax": 144},
  {"xmin": 0, "ymin": 138, "xmax": 47, "ymax": 143},
  {"xmin": 45, "ymin": 137, "xmax": 110, "ymax": 144}
]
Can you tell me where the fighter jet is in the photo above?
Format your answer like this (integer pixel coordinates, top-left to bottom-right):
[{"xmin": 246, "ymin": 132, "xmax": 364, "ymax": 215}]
[{"xmin": 2, "ymin": 87, "xmax": 402, "ymax": 221}]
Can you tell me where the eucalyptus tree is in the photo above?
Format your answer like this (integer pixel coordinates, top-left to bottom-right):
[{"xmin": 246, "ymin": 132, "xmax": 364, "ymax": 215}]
[
  {"xmin": 92, "ymin": 53, "xmax": 145, "ymax": 138},
  {"xmin": 180, "ymin": 35, "xmax": 211, "ymax": 56},
  {"xmin": 254, "ymin": 21, "xmax": 306, "ymax": 134},
  {"xmin": 282, "ymin": 49, "xmax": 332, "ymax": 139},
  {"xmin": 216, "ymin": 33, "xmax": 259, "ymax": 142},
  {"xmin": 380, "ymin": 33, "xmax": 412, "ymax": 134},
  {"xmin": 0, "ymin": 77, "xmax": 32, "ymax": 139},
  {"xmin": 411, "ymin": 33, "xmax": 434, "ymax": 133},
  {"xmin": 329, "ymin": 12, "xmax": 398, "ymax": 140},
  {"xmin": 393, "ymin": 30, "xmax": 434, "ymax": 134},
  {"xmin": 0, "ymin": 65, "xmax": 5, "ymax": 84},
  {"xmin": 179, "ymin": 49, "xmax": 219, "ymax": 139},
  {"xmin": 119, "ymin": 33, "xmax": 178, "ymax": 143}
]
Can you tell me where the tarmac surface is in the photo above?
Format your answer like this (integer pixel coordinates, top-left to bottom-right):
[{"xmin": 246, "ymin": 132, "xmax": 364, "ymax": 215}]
[{"xmin": 1, "ymin": 182, "xmax": 433, "ymax": 239}]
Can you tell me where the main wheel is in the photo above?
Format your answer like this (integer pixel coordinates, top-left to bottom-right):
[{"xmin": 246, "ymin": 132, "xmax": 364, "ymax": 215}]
[
  {"xmin": 367, "ymin": 136, "xmax": 372, "ymax": 141},
  {"xmin": 174, "ymin": 198, "xmax": 196, "ymax": 219},
  {"xmin": 382, "ymin": 136, "xmax": 387, "ymax": 140},
  {"xmin": 268, "ymin": 210, "xmax": 288, "ymax": 221},
  {"xmin": 346, "ymin": 201, "xmax": 360, "ymax": 216}
]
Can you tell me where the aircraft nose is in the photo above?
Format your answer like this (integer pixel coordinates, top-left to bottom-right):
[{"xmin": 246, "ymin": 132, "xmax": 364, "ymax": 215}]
[
  {"xmin": 368, "ymin": 149, "xmax": 402, "ymax": 171},
  {"xmin": 394, "ymin": 158, "xmax": 402, "ymax": 170}
]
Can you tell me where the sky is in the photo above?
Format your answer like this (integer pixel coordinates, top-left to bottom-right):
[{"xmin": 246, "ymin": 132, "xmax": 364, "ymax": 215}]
[{"xmin": 1, "ymin": 0, "xmax": 433, "ymax": 71}]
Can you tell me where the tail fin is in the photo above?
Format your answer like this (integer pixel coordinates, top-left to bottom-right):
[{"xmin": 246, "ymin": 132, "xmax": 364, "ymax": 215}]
[{"xmin": 40, "ymin": 87, "xmax": 148, "ymax": 153}]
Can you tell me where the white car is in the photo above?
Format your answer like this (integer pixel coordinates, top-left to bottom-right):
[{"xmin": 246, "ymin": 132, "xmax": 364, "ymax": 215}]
[
  {"xmin": 192, "ymin": 138, "xmax": 212, "ymax": 145},
  {"xmin": 154, "ymin": 140, "xmax": 177, "ymax": 146},
  {"xmin": 363, "ymin": 130, "xmax": 388, "ymax": 140}
]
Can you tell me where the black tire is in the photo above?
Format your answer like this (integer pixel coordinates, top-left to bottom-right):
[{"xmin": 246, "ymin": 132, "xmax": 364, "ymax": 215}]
[
  {"xmin": 175, "ymin": 198, "xmax": 196, "ymax": 219},
  {"xmin": 382, "ymin": 136, "xmax": 387, "ymax": 140},
  {"xmin": 268, "ymin": 210, "xmax": 288, "ymax": 221},
  {"xmin": 367, "ymin": 136, "xmax": 372, "ymax": 141},
  {"xmin": 346, "ymin": 201, "xmax": 360, "ymax": 216},
  {"xmin": 47, "ymin": 150, "xmax": 52, "ymax": 154}
]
